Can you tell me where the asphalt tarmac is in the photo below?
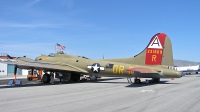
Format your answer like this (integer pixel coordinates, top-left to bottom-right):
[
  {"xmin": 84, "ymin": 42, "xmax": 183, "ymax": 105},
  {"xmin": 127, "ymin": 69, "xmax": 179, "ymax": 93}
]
[{"xmin": 0, "ymin": 75, "xmax": 200, "ymax": 112}]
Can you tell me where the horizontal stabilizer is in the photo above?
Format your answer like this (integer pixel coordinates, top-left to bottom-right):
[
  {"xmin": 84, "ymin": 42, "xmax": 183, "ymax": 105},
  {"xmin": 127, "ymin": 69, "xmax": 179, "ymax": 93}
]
[{"xmin": 126, "ymin": 67, "xmax": 157, "ymax": 73}]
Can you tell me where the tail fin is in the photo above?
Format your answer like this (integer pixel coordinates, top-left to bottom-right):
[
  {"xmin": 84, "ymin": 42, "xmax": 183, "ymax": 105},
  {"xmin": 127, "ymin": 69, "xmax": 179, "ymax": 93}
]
[
  {"xmin": 145, "ymin": 33, "xmax": 173, "ymax": 65},
  {"xmin": 103, "ymin": 33, "xmax": 174, "ymax": 66}
]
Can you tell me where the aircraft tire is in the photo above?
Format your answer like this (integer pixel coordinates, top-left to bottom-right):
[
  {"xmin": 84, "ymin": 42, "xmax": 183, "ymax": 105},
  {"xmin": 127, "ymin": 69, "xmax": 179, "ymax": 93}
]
[
  {"xmin": 42, "ymin": 74, "xmax": 50, "ymax": 83},
  {"xmin": 196, "ymin": 72, "xmax": 198, "ymax": 74},
  {"xmin": 134, "ymin": 79, "xmax": 141, "ymax": 84},
  {"xmin": 89, "ymin": 75, "xmax": 97, "ymax": 81}
]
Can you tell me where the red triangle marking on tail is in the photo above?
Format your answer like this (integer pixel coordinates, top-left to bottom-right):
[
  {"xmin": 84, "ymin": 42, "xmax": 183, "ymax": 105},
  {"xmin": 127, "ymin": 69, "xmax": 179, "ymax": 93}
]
[{"xmin": 145, "ymin": 33, "xmax": 167, "ymax": 65}]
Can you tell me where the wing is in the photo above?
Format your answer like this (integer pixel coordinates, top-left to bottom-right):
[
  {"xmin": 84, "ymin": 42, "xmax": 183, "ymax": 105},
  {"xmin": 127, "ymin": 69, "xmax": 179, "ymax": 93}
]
[{"xmin": 2, "ymin": 57, "xmax": 88, "ymax": 73}]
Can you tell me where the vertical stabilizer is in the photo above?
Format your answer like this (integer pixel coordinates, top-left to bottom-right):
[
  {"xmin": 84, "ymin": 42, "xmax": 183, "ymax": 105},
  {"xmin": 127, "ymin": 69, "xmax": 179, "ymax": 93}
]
[
  {"xmin": 145, "ymin": 33, "xmax": 173, "ymax": 65},
  {"xmin": 102, "ymin": 33, "xmax": 174, "ymax": 66}
]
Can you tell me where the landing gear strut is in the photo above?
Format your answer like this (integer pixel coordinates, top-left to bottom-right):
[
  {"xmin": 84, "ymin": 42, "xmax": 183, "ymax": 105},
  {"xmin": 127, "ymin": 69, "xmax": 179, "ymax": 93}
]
[
  {"xmin": 127, "ymin": 77, "xmax": 132, "ymax": 83},
  {"xmin": 127, "ymin": 77, "xmax": 141, "ymax": 84}
]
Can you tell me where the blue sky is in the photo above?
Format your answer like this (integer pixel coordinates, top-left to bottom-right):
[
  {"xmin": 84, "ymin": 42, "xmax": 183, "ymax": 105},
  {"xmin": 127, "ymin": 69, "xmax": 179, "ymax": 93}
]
[{"xmin": 0, "ymin": 0, "xmax": 200, "ymax": 62}]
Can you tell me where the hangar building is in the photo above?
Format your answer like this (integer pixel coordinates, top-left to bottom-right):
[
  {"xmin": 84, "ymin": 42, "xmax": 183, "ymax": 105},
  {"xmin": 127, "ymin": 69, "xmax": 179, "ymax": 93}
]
[{"xmin": 0, "ymin": 54, "xmax": 25, "ymax": 76}]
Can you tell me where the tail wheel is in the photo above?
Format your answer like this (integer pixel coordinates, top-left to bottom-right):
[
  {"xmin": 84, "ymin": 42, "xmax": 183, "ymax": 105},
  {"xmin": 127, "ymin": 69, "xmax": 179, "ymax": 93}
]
[
  {"xmin": 134, "ymin": 79, "xmax": 141, "ymax": 84},
  {"xmin": 42, "ymin": 74, "xmax": 50, "ymax": 83}
]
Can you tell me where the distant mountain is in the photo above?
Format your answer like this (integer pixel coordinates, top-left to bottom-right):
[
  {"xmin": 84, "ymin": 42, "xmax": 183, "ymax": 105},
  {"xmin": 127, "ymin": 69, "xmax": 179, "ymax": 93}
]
[{"xmin": 174, "ymin": 59, "xmax": 200, "ymax": 66}]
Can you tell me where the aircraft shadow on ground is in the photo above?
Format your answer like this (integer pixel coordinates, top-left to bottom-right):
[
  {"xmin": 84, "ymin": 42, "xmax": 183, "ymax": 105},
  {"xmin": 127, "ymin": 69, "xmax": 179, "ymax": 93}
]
[
  {"xmin": 0, "ymin": 77, "xmax": 126, "ymax": 89},
  {"xmin": 125, "ymin": 81, "xmax": 180, "ymax": 88},
  {"xmin": 0, "ymin": 78, "xmax": 180, "ymax": 89}
]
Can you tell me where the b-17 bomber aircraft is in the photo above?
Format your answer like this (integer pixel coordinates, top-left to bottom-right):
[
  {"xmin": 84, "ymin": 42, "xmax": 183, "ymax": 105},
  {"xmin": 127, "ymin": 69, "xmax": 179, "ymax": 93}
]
[{"xmin": 6, "ymin": 33, "xmax": 181, "ymax": 84}]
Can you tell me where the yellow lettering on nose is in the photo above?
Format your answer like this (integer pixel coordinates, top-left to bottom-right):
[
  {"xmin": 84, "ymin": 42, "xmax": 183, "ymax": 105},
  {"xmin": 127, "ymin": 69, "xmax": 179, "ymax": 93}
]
[
  {"xmin": 152, "ymin": 55, "xmax": 156, "ymax": 62},
  {"xmin": 119, "ymin": 66, "xmax": 124, "ymax": 74},
  {"xmin": 113, "ymin": 65, "xmax": 118, "ymax": 74}
]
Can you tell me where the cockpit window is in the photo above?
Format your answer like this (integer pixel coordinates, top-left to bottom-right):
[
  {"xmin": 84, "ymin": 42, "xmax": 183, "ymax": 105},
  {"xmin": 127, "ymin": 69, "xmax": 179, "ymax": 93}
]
[
  {"xmin": 78, "ymin": 56, "xmax": 89, "ymax": 59},
  {"xmin": 48, "ymin": 53, "xmax": 55, "ymax": 57},
  {"xmin": 57, "ymin": 51, "xmax": 64, "ymax": 54}
]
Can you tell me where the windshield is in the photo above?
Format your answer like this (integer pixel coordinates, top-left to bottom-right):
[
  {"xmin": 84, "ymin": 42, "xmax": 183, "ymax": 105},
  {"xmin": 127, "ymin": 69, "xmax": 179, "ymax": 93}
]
[{"xmin": 48, "ymin": 53, "xmax": 55, "ymax": 57}]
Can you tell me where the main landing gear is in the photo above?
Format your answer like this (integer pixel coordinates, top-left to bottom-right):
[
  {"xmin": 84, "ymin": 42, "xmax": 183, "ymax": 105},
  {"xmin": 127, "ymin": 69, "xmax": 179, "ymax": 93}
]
[
  {"xmin": 127, "ymin": 77, "xmax": 141, "ymax": 84},
  {"xmin": 42, "ymin": 73, "xmax": 50, "ymax": 83},
  {"xmin": 127, "ymin": 77, "xmax": 160, "ymax": 84},
  {"xmin": 42, "ymin": 72, "xmax": 81, "ymax": 83}
]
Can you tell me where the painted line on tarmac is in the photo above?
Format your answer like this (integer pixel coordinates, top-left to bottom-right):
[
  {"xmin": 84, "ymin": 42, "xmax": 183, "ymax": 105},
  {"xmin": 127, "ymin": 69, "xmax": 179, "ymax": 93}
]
[{"xmin": 140, "ymin": 90, "xmax": 155, "ymax": 93}]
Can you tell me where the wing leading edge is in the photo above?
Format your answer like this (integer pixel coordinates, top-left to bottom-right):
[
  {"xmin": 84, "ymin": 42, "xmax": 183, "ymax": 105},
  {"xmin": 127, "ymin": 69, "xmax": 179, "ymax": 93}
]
[{"xmin": 3, "ymin": 57, "xmax": 88, "ymax": 73}]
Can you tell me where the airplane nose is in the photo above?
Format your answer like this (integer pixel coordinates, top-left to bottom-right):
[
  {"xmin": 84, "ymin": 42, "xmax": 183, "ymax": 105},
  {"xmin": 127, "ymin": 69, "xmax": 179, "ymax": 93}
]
[
  {"xmin": 35, "ymin": 57, "xmax": 41, "ymax": 60},
  {"xmin": 35, "ymin": 56, "xmax": 47, "ymax": 61}
]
